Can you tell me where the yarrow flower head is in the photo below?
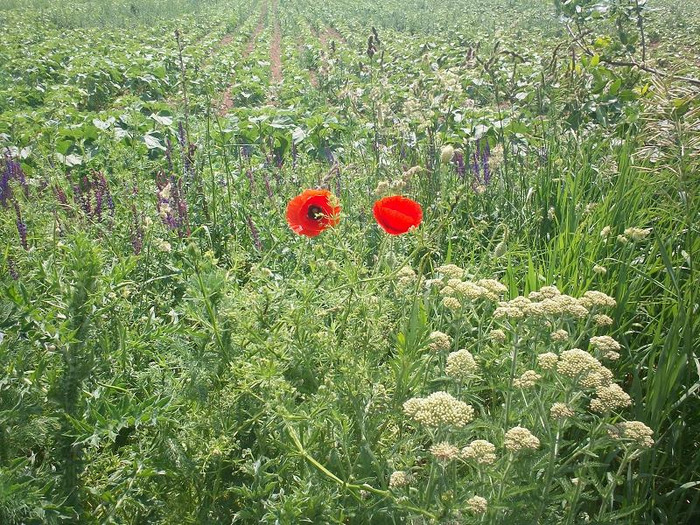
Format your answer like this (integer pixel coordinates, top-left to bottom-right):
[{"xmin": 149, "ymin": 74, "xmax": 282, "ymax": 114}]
[
  {"xmin": 495, "ymin": 289, "xmax": 589, "ymax": 320},
  {"xmin": 608, "ymin": 421, "xmax": 654, "ymax": 448},
  {"xmin": 550, "ymin": 402, "xmax": 575, "ymax": 419},
  {"xmin": 513, "ymin": 370, "xmax": 541, "ymax": 388},
  {"xmin": 590, "ymin": 336, "xmax": 622, "ymax": 360},
  {"xmin": 504, "ymin": 426, "xmax": 540, "ymax": 452},
  {"xmin": 429, "ymin": 441, "xmax": 460, "ymax": 462},
  {"xmin": 461, "ymin": 440, "xmax": 496, "ymax": 464},
  {"xmin": 579, "ymin": 291, "xmax": 617, "ymax": 309},
  {"xmin": 590, "ymin": 383, "xmax": 631, "ymax": 412},
  {"xmin": 454, "ymin": 281, "xmax": 494, "ymax": 300},
  {"xmin": 489, "ymin": 329, "xmax": 507, "ymax": 343},
  {"xmin": 428, "ymin": 331, "xmax": 452, "ymax": 352},
  {"xmin": 624, "ymin": 227, "xmax": 652, "ymax": 242},
  {"xmin": 403, "ymin": 391, "xmax": 475, "ymax": 427},
  {"xmin": 550, "ymin": 329, "xmax": 569, "ymax": 342},
  {"xmin": 436, "ymin": 264, "xmax": 465, "ymax": 280},
  {"xmin": 445, "ymin": 349, "xmax": 478, "ymax": 381},
  {"xmin": 388, "ymin": 470, "xmax": 412, "ymax": 489},
  {"xmin": 466, "ymin": 495, "xmax": 488, "ymax": 514},
  {"xmin": 594, "ymin": 314, "xmax": 614, "ymax": 327},
  {"xmin": 475, "ymin": 279, "xmax": 508, "ymax": 296},
  {"xmin": 396, "ymin": 266, "xmax": 416, "ymax": 286},
  {"xmin": 593, "ymin": 264, "xmax": 607, "ymax": 275},
  {"xmin": 557, "ymin": 349, "xmax": 610, "ymax": 387},
  {"xmin": 442, "ymin": 296, "xmax": 462, "ymax": 310},
  {"xmin": 537, "ymin": 352, "xmax": 559, "ymax": 370}
]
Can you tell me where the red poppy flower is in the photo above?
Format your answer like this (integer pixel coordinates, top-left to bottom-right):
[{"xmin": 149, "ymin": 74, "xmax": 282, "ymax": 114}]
[
  {"xmin": 286, "ymin": 189, "xmax": 341, "ymax": 237},
  {"xmin": 373, "ymin": 195, "xmax": 423, "ymax": 235}
]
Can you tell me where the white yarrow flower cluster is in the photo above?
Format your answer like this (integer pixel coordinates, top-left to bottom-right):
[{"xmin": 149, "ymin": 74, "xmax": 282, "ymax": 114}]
[
  {"xmin": 590, "ymin": 335, "xmax": 622, "ymax": 360},
  {"xmin": 461, "ymin": 440, "xmax": 497, "ymax": 465},
  {"xmin": 550, "ymin": 402, "xmax": 575, "ymax": 419},
  {"xmin": 590, "ymin": 383, "xmax": 632, "ymax": 412},
  {"xmin": 537, "ymin": 352, "xmax": 559, "ymax": 370},
  {"xmin": 445, "ymin": 349, "xmax": 478, "ymax": 380},
  {"xmin": 495, "ymin": 292, "xmax": 588, "ymax": 320},
  {"xmin": 403, "ymin": 391, "xmax": 475, "ymax": 427},
  {"xmin": 396, "ymin": 266, "xmax": 416, "ymax": 286},
  {"xmin": 513, "ymin": 370, "xmax": 541, "ymax": 388},
  {"xmin": 594, "ymin": 314, "xmax": 614, "ymax": 327},
  {"xmin": 489, "ymin": 329, "xmax": 507, "ymax": 343},
  {"xmin": 504, "ymin": 426, "xmax": 540, "ymax": 452},
  {"xmin": 436, "ymin": 264, "xmax": 464, "ymax": 280},
  {"xmin": 623, "ymin": 227, "xmax": 652, "ymax": 242},
  {"xmin": 557, "ymin": 349, "xmax": 613, "ymax": 389},
  {"xmin": 476, "ymin": 278, "xmax": 508, "ymax": 296},
  {"xmin": 466, "ymin": 495, "xmax": 488, "ymax": 514},
  {"xmin": 442, "ymin": 296, "xmax": 462, "ymax": 310},
  {"xmin": 608, "ymin": 421, "xmax": 654, "ymax": 447},
  {"xmin": 454, "ymin": 281, "xmax": 494, "ymax": 300},
  {"xmin": 550, "ymin": 329, "xmax": 569, "ymax": 342},
  {"xmin": 388, "ymin": 470, "xmax": 411, "ymax": 489},
  {"xmin": 428, "ymin": 331, "xmax": 452, "ymax": 352},
  {"xmin": 579, "ymin": 291, "xmax": 617, "ymax": 309},
  {"xmin": 430, "ymin": 441, "xmax": 460, "ymax": 462}
]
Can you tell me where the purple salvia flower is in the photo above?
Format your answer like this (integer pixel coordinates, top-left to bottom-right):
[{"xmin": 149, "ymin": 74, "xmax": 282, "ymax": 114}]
[
  {"xmin": 177, "ymin": 121, "xmax": 187, "ymax": 151},
  {"xmin": 13, "ymin": 200, "xmax": 28, "ymax": 250},
  {"xmin": 79, "ymin": 176, "xmax": 92, "ymax": 216},
  {"xmin": 0, "ymin": 163, "xmax": 11, "ymax": 207},
  {"xmin": 54, "ymin": 185, "xmax": 69, "ymax": 207},
  {"xmin": 262, "ymin": 170, "xmax": 273, "ymax": 201},
  {"xmin": 95, "ymin": 188, "xmax": 103, "ymax": 222},
  {"xmin": 246, "ymin": 215, "xmax": 262, "ymax": 252},
  {"xmin": 246, "ymin": 168, "xmax": 255, "ymax": 194},
  {"xmin": 98, "ymin": 172, "xmax": 114, "ymax": 215},
  {"xmin": 177, "ymin": 197, "xmax": 189, "ymax": 237},
  {"xmin": 7, "ymin": 257, "xmax": 19, "ymax": 280}
]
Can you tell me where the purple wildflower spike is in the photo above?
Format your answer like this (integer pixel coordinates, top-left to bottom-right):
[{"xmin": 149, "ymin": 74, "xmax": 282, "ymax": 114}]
[{"xmin": 13, "ymin": 200, "xmax": 28, "ymax": 250}]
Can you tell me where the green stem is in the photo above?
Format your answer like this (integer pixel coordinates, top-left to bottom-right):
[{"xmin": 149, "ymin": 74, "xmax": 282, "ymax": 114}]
[{"xmin": 503, "ymin": 328, "xmax": 519, "ymax": 427}]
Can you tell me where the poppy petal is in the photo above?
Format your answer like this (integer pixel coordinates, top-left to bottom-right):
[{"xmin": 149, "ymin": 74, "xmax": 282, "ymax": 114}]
[{"xmin": 373, "ymin": 196, "xmax": 422, "ymax": 235}]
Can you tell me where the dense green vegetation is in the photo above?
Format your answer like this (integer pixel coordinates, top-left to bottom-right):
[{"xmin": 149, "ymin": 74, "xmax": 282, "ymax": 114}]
[{"xmin": 1, "ymin": 0, "xmax": 698, "ymax": 522}]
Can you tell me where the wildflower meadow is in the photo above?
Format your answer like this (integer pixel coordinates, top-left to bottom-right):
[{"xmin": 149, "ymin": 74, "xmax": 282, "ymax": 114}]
[{"xmin": 0, "ymin": 0, "xmax": 698, "ymax": 523}]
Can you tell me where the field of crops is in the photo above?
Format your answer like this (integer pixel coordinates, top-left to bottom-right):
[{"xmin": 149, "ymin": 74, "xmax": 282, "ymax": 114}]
[{"xmin": 1, "ymin": 0, "xmax": 699, "ymax": 523}]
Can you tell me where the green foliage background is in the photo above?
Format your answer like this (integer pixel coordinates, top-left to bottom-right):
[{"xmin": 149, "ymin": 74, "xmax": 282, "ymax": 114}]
[{"xmin": 0, "ymin": 0, "xmax": 698, "ymax": 523}]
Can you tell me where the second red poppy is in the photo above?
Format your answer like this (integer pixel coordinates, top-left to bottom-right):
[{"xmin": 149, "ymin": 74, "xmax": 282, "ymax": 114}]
[{"xmin": 373, "ymin": 196, "xmax": 423, "ymax": 235}]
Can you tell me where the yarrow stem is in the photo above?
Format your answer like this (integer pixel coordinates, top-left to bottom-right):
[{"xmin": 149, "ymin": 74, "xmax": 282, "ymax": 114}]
[
  {"xmin": 284, "ymin": 421, "xmax": 438, "ymax": 519},
  {"xmin": 503, "ymin": 326, "xmax": 519, "ymax": 427}
]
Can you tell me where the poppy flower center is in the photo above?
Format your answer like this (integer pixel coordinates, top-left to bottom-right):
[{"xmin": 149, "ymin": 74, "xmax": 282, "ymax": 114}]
[{"xmin": 307, "ymin": 205, "xmax": 324, "ymax": 221}]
